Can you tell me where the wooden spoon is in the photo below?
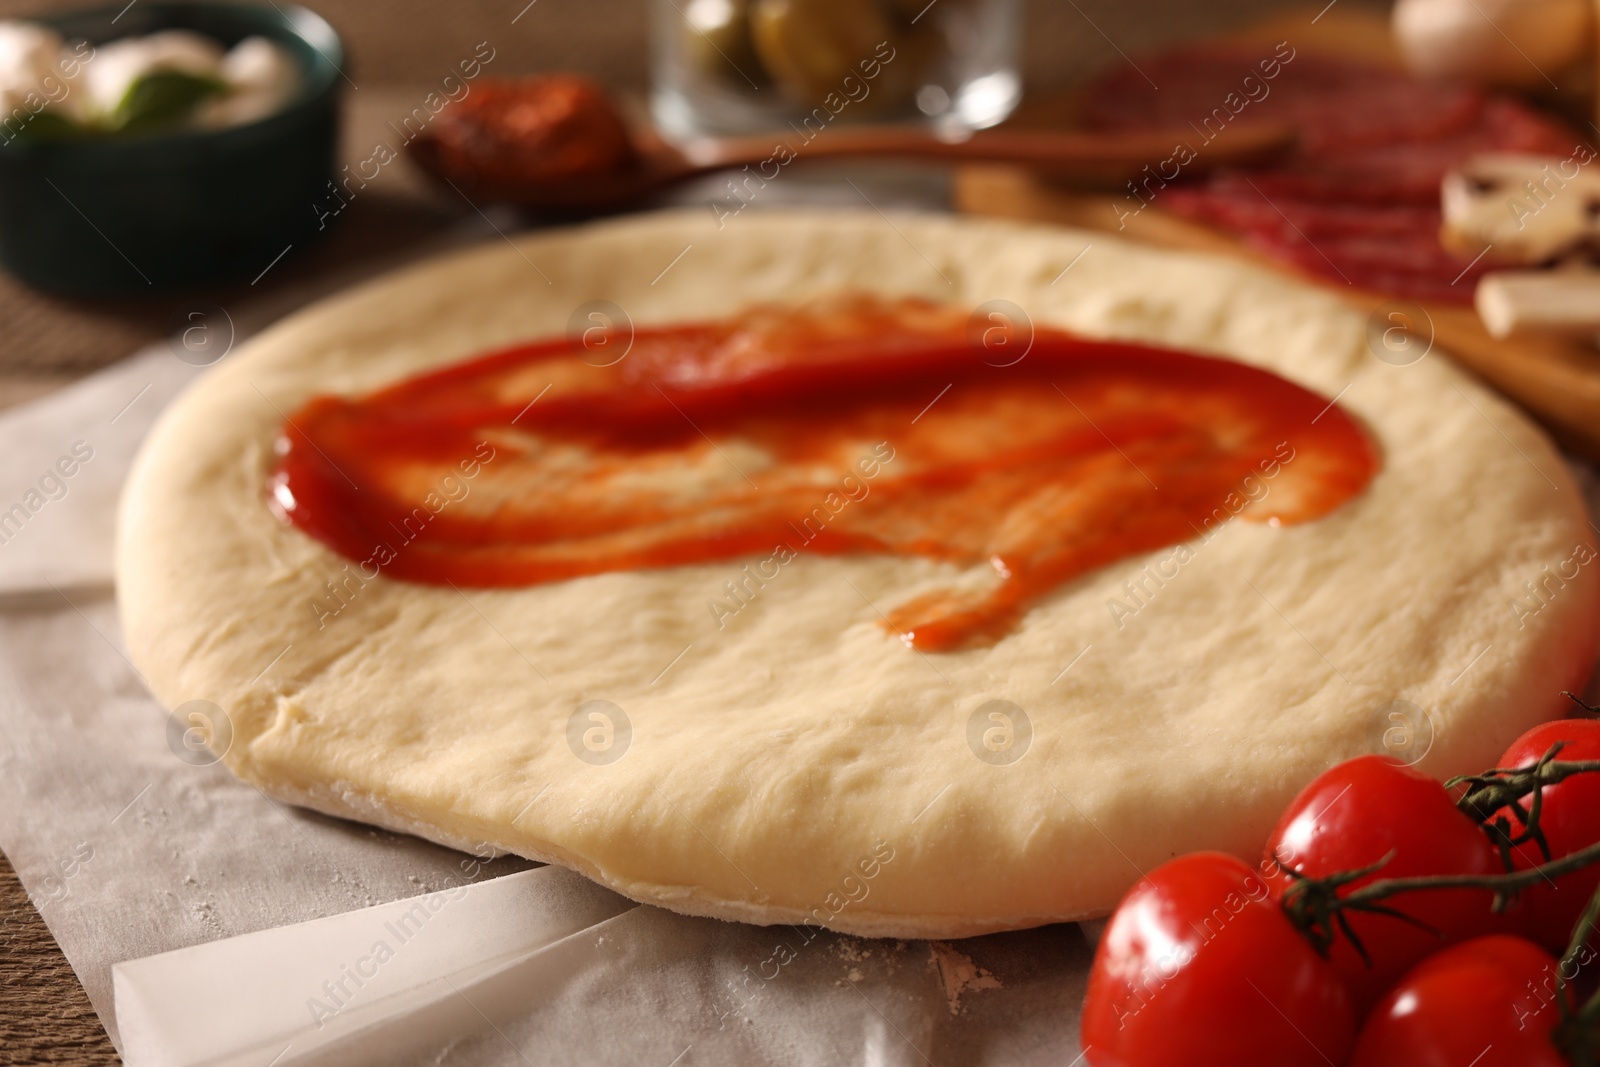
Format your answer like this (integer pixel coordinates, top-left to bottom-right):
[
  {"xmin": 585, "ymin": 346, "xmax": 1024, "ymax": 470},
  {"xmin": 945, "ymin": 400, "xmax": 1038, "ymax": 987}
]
[{"xmin": 409, "ymin": 120, "xmax": 1296, "ymax": 214}]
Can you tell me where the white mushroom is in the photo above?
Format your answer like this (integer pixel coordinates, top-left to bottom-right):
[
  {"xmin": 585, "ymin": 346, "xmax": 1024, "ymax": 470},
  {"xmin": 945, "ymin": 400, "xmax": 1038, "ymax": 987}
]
[
  {"xmin": 1476, "ymin": 266, "xmax": 1600, "ymax": 337},
  {"xmin": 1393, "ymin": 0, "xmax": 1593, "ymax": 88},
  {"xmin": 1441, "ymin": 152, "xmax": 1600, "ymax": 265}
]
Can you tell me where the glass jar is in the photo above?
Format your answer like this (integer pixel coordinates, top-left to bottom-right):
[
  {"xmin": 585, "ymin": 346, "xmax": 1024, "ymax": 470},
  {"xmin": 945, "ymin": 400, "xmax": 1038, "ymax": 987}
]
[{"xmin": 650, "ymin": 0, "xmax": 1021, "ymax": 140}]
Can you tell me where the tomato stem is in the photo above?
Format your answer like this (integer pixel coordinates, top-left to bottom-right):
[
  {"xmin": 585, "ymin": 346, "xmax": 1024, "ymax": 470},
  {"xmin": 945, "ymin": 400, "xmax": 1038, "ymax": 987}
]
[
  {"xmin": 1564, "ymin": 691, "xmax": 1600, "ymax": 718},
  {"xmin": 1553, "ymin": 881, "xmax": 1600, "ymax": 1063},
  {"xmin": 1342, "ymin": 837, "xmax": 1600, "ymax": 904},
  {"xmin": 1281, "ymin": 837, "xmax": 1600, "ymax": 960},
  {"xmin": 1559, "ymin": 881, "xmax": 1600, "ymax": 990},
  {"xmin": 1449, "ymin": 743, "xmax": 1600, "ymax": 870}
]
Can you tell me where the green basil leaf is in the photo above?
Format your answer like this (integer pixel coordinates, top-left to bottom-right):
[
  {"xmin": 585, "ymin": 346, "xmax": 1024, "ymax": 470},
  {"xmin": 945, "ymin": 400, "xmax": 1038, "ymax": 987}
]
[{"xmin": 111, "ymin": 70, "xmax": 228, "ymax": 134}]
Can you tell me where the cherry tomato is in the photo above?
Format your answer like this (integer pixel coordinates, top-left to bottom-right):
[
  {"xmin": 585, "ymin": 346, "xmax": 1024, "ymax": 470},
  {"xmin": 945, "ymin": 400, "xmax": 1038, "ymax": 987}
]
[
  {"xmin": 1493, "ymin": 718, "xmax": 1600, "ymax": 956},
  {"xmin": 1349, "ymin": 935, "xmax": 1567, "ymax": 1067},
  {"xmin": 1263, "ymin": 755, "xmax": 1504, "ymax": 1013},
  {"xmin": 1082, "ymin": 852, "xmax": 1355, "ymax": 1067}
]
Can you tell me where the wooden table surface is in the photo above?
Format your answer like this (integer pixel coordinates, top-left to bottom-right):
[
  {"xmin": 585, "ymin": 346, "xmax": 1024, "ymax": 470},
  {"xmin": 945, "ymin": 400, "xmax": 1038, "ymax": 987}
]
[
  {"xmin": 0, "ymin": 855, "xmax": 118, "ymax": 1066},
  {"xmin": 0, "ymin": 0, "xmax": 1386, "ymax": 1060}
]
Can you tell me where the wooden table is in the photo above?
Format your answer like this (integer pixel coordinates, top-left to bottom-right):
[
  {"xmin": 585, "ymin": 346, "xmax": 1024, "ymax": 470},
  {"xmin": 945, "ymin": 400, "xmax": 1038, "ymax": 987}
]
[{"xmin": 0, "ymin": 854, "xmax": 118, "ymax": 1065}]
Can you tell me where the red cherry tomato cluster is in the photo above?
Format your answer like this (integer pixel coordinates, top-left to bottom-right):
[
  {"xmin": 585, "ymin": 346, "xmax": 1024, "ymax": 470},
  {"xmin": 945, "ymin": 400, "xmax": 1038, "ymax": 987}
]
[{"xmin": 1081, "ymin": 714, "xmax": 1600, "ymax": 1067}]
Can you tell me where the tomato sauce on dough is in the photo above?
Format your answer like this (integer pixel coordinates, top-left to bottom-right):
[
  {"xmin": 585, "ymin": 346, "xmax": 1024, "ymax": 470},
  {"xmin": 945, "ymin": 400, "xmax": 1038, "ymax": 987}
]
[{"xmin": 269, "ymin": 296, "xmax": 1378, "ymax": 651}]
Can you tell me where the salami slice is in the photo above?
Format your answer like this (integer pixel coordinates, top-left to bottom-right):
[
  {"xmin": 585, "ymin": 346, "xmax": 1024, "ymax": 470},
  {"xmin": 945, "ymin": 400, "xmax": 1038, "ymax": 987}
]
[
  {"xmin": 1240, "ymin": 222, "xmax": 1491, "ymax": 302},
  {"xmin": 1163, "ymin": 185, "xmax": 1440, "ymax": 238},
  {"xmin": 1081, "ymin": 48, "xmax": 1485, "ymax": 152},
  {"xmin": 1082, "ymin": 45, "xmax": 1586, "ymax": 301}
]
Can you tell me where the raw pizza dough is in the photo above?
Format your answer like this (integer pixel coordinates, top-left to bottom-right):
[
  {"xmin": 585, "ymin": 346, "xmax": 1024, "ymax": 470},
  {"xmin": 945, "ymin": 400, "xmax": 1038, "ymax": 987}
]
[{"xmin": 118, "ymin": 211, "xmax": 1600, "ymax": 937}]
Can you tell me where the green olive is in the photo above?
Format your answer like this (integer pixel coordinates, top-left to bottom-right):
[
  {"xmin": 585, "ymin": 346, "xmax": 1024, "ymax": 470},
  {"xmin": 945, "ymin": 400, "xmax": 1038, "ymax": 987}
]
[
  {"xmin": 750, "ymin": 0, "xmax": 905, "ymax": 105},
  {"xmin": 682, "ymin": 0, "xmax": 765, "ymax": 89}
]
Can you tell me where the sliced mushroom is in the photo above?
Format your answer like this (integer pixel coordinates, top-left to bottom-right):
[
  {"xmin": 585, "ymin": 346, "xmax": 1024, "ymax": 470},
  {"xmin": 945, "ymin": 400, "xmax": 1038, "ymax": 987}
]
[
  {"xmin": 1476, "ymin": 263, "xmax": 1600, "ymax": 338},
  {"xmin": 1441, "ymin": 152, "xmax": 1600, "ymax": 266}
]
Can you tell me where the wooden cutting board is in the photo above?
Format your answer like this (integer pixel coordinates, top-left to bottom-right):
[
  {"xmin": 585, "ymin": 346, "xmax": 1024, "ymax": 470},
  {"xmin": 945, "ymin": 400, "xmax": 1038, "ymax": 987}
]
[{"xmin": 955, "ymin": 8, "xmax": 1600, "ymax": 462}]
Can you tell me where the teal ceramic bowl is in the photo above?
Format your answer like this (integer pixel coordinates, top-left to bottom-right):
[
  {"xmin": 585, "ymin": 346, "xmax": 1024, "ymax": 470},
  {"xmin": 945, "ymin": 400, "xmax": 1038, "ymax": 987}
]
[{"xmin": 0, "ymin": 2, "xmax": 342, "ymax": 295}]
